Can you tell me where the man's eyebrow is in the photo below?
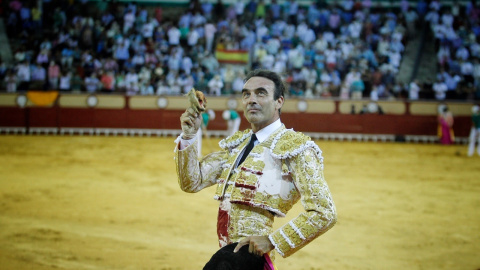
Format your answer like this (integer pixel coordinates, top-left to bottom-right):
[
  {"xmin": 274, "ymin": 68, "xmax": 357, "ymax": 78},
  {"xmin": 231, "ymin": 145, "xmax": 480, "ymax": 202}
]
[{"xmin": 241, "ymin": 87, "xmax": 268, "ymax": 93}]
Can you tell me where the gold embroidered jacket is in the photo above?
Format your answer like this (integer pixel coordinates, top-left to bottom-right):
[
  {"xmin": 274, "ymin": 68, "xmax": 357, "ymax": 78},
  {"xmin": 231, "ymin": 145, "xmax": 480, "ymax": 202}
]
[{"xmin": 174, "ymin": 125, "xmax": 337, "ymax": 258}]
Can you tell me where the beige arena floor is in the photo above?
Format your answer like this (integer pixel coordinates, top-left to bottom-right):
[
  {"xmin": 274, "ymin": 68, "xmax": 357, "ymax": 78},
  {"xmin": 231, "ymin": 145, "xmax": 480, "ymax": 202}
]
[{"xmin": 1, "ymin": 135, "xmax": 480, "ymax": 270}]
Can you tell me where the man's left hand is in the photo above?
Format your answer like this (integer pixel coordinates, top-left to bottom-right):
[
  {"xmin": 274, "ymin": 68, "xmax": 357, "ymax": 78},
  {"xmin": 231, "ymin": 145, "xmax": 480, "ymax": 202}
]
[{"xmin": 233, "ymin": 236, "xmax": 274, "ymax": 256}]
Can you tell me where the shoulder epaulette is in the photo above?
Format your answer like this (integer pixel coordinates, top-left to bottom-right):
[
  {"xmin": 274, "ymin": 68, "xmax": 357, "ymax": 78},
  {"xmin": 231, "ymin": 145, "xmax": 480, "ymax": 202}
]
[
  {"xmin": 270, "ymin": 129, "xmax": 322, "ymax": 160},
  {"xmin": 219, "ymin": 129, "xmax": 252, "ymax": 150}
]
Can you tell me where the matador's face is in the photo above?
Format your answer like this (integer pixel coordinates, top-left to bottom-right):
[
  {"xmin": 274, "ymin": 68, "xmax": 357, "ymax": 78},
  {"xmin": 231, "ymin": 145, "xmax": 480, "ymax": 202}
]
[{"xmin": 241, "ymin": 77, "xmax": 284, "ymax": 132}]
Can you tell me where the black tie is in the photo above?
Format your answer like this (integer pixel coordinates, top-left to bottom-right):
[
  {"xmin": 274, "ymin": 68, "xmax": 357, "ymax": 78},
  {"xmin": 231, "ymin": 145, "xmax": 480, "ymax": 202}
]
[{"xmin": 238, "ymin": 134, "xmax": 257, "ymax": 167}]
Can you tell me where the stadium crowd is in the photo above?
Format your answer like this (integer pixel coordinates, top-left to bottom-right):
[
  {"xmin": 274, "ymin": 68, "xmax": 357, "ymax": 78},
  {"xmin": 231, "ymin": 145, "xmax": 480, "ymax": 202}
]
[
  {"xmin": 424, "ymin": 0, "xmax": 480, "ymax": 100},
  {"xmin": 0, "ymin": 0, "xmax": 479, "ymax": 101}
]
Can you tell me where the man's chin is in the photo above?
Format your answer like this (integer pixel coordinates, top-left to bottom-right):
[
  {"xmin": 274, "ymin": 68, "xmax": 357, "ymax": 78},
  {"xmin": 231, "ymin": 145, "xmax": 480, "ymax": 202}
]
[{"xmin": 245, "ymin": 114, "xmax": 259, "ymax": 123}]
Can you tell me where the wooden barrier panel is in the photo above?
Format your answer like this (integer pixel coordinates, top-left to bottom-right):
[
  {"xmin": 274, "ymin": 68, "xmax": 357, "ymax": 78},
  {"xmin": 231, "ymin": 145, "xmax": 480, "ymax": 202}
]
[
  {"xmin": 448, "ymin": 103, "xmax": 475, "ymax": 116},
  {"xmin": 129, "ymin": 96, "xmax": 159, "ymax": 110},
  {"xmin": 59, "ymin": 95, "xmax": 89, "ymax": 108},
  {"xmin": 410, "ymin": 102, "xmax": 437, "ymax": 115},
  {"xmin": 410, "ymin": 102, "xmax": 475, "ymax": 116},
  {"xmin": 279, "ymin": 99, "xmax": 335, "ymax": 113},
  {"xmin": 338, "ymin": 100, "xmax": 367, "ymax": 114},
  {"xmin": 0, "ymin": 94, "xmax": 18, "ymax": 107},
  {"xmin": 164, "ymin": 96, "xmax": 189, "ymax": 110},
  {"xmin": 308, "ymin": 100, "xmax": 335, "ymax": 113},
  {"xmin": 0, "ymin": 93, "xmax": 473, "ymax": 137},
  {"xmin": 377, "ymin": 101, "xmax": 406, "ymax": 115},
  {"xmin": 96, "ymin": 95, "xmax": 125, "ymax": 109},
  {"xmin": 339, "ymin": 100, "xmax": 406, "ymax": 115}
]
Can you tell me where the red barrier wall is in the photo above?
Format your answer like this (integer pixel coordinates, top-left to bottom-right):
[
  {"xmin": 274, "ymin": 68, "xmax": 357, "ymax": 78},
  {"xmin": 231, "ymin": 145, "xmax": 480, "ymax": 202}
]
[{"xmin": 0, "ymin": 94, "xmax": 474, "ymax": 137}]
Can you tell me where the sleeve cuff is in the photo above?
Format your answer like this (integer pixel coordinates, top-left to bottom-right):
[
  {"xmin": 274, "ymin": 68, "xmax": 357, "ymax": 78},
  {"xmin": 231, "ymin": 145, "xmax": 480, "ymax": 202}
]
[{"xmin": 175, "ymin": 132, "xmax": 198, "ymax": 150}]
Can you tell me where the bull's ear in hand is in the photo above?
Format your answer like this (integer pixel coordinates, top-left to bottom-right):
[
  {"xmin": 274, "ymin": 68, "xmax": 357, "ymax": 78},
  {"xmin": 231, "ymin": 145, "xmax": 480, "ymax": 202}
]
[
  {"xmin": 196, "ymin": 90, "xmax": 207, "ymax": 110},
  {"xmin": 185, "ymin": 88, "xmax": 206, "ymax": 112}
]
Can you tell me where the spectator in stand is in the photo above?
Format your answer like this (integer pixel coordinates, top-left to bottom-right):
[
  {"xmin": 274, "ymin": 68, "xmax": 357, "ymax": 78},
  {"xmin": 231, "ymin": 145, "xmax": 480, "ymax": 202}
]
[
  {"xmin": 408, "ymin": 80, "xmax": 421, "ymax": 100},
  {"xmin": 208, "ymin": 74, "xmax": 224, "ymax": 96},
  {"xmin": 70, "ymin": 71, "xmax": 83, "ymax": 92},
  {"xmin": 170, "ymin": 73, "xmax": 183, "ymax": 95},
  {"xmin": 113, "ymin": 71, "xmax": 125, "ymax": 93},
  {"xmin": 222, "ymin": 65, "xmax": 235, "ymax": 94},
  {"xmin": 123, "ymin": 8, "xmax": 135, "ymax": 34},
  {"xmin": 343, "ymin": 67, "xmax": 361, "ymax": 98},
  {"xmin": 201, "ymin": 52, "xmax": 219, "ymax": 74},
  {"xmin": 104, "ymin": 57, "xmax": 119, "ymax": 73},
  {"xmin": 100, "ymin": 70, "xmax": 115, "ymax": 93},
  {"xmin": 204, "ymin": 22, "xmax": 216, "ymax": 53},
  {"xmin": 168, "ymin": 24, "xmax": 181, "ymax": 47},
  {"xmin": 48, "ymin": 61, "xmax": 60, "ymax": 90},
  {"xmin": 182, "ymin": 55, "xmax": 193, "ymax": 75},
  {"xmin": 31, "ymin": 64, "xmax": 47, "ymax": 90},
  {"xmin": 437, "ymin": 42, "xmax": 451, "ymax": 69},
  {"xmin": 4, "ymin": 70, "xmax": 17, "ymax": 93},
  {"xmin": 232, "ymin": 70, "xmax": 245, "ymax": 96},
  {"xmin": 114, "ymin": 41, "xmax": 130, "ymax": 70},
  {"xmin": 132, "ymin": 51, "xmax": 146, "ymax": 71},
  {"xmin": 36, "ymin": 49, "xmax": 50, "ymax": 68},
  {"xmin": 140, "ymin": 80, "xmax": 155, "ymax": 95},
  {"xmin": 350, "ymin": 72, "xmax": 365, "ymax": 100},
  {"xmin": 125, "ymin": 68, "xmax": 139, "ymax": 91},
  {"xmin": 84, "ymin": 72, "xmax": 100, "ymax": 93},
  {"xmin": 429, "ymin": 0, "xmax": 441, "ymax": 12},
  {"xmin": 156, "ymin": 78, "xmax": 170, "ymax": 95},
  {"xmin": 31, "ymin": 4, "xmax": 42, "ymax": 32},
  {"xmin": 61, "ymin": 45, "xmax": 75, "ymax": 69},
  {"xmin": 286, "ymin": 0, "xmax": 299, "ymax": 25},
  {"xmin": 59, "ymin": 70, "xmax": 72, "ymax": 92},
  {"xmin": 460, "ymin": 59, "xmax": 475, "ymax": 88},
  {"xmin": 126, "ymin": 81, "xmax": 140, "ymax": 96},
  {"xmin": 201, "ymin": 1, "xmax": 214, "ymax": 21},
  {"xmin": 178, "ymin": 72, "xmax": 195, "ymax": 95},
  {"xmin": 433, "ymin": 77, "xmax": 448, "ymax": 100},
  {"xmin": 456, "ymin": 45, "xmax": 470, "ymax": 61},
  {"xmin": 440, "ymin": 70, "xmax": 462, "ymax": 100},
  {"xmin": 328, "ymin": 8, "xmax": 341, "ymax": 34}
]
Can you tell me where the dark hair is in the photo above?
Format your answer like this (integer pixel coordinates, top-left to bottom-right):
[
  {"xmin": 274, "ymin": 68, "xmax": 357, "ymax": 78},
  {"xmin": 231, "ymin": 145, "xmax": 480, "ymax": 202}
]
[
  {"xmin": 203, "ymin": 243, "xmax": 264, "ymax": 270},
  {"xmin": 244, "ymin": 69, "xmax": 285, "ymax": 101}
]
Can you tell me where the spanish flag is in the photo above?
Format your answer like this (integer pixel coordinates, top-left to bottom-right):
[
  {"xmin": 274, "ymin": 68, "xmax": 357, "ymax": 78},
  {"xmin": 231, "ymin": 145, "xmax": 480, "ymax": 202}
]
[{"xmin": 215, "ymin": 49, "xmax": 249, "ymax": 64}]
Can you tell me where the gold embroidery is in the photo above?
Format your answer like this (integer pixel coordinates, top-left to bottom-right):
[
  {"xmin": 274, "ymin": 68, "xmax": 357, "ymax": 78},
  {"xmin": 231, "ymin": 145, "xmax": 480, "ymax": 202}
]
[
  {"xmin": 227, "ymin": 203, "xmax": 274, "ymax": 243},
  {"xmin": 271, "ymin": 131, "xmax": 310, "ymax": 157},
  {"xmin": 236, "ymin": 174, "xmax": 259, "ymax": 187},
  {"xmin": 219, "ymin": 129, "xmax": 251, "ymax": 150},
  {"xmin": 242, "ymin": 159, "xmax": 265, "ymax": 172},
  {"xmin": 251, "ymin": 146, "xmax": 263, "ymax": 154},
  {"xmin": 283, "ymin": 225, "xmax": 303, "ymax": 246}
]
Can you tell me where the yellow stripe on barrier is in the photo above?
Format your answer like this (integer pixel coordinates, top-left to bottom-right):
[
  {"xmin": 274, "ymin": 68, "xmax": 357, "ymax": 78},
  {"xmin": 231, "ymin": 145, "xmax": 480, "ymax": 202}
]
[{"xmin": 27, "ymin": 91, "xmax": 59, "ymax": 106}]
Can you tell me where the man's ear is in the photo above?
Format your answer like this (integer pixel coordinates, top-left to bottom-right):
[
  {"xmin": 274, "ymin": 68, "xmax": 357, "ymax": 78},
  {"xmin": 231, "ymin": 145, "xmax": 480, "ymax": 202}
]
[{"xmin": 275, "ymin": 96, "xmax": 284, "ymax": 111}]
